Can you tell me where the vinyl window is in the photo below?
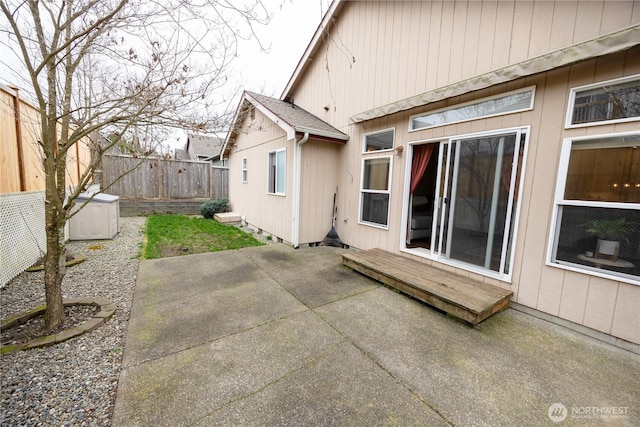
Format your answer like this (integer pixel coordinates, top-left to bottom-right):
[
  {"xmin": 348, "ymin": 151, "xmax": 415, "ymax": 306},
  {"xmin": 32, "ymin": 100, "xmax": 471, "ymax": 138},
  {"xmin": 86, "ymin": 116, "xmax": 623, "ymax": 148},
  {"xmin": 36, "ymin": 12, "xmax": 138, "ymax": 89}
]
[
  {"xmin": 410, "ymin": 87, "xmax": 535, "ymax": 131},
  {"xmin": 359, "ymin": 156, "xmax": 392, "ymax": 228},
  {"xmin": 566, "ymin": 75, "xmax": 640, "ymax": 128},
  {"xmin": 268, "ymin": 149, "xmax": 285, "ymax": 195},
  {"xmin": 364, "ymin": 129, "xmax": 394, "ymax": 152},
  {"xmin": 241, "ymin": 158, "xmax": 247, "ymax": 183},
  {"xmin": 548, "ymin": 132, "xmax": 640, "ymax": 284}
]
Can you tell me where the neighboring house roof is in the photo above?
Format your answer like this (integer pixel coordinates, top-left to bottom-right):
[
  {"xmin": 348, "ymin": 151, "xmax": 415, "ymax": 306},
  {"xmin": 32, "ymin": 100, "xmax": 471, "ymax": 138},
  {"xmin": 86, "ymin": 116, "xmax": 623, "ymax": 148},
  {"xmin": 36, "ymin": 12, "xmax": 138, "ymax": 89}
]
[
  {"xmin": 282, "ymin": 0, "xmax": 640, "ymax": 124},
  {"xmin": 186, "ymin": 133, "xmax": 224, "ymax": 159},
  {"xmin": 174, "ymin": 148, "xmax": 189, "ymax": 160}
]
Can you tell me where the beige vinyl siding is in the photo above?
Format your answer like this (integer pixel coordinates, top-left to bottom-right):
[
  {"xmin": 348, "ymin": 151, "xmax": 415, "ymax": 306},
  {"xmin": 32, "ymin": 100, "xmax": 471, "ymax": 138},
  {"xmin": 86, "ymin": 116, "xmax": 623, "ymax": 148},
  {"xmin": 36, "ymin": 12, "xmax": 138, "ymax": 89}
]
[
  {"xmin": 270, "ymin": 0, "xmax": 640, "ymax": 343},
  {"xmin": 288, "ymin": 1, "xmax": 639, "ymax": 130},
  {"xmin": 333, "ymin": 46, "xmax": 640, "ymax": 344},
  {"xmin": 227, "ymin": 107, "xmax": 292, "ymax": 243},
  {"xmin": 298, "ymin": 140, "xmax": 341, "ymax": 244}
]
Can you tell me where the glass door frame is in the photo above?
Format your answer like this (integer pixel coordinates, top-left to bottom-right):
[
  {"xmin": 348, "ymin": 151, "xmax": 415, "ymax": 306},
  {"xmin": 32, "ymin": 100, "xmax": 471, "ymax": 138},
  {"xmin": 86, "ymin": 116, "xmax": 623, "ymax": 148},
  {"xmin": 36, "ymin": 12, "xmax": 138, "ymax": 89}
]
[{"xmin": 401, "ymin": 126, "xmax": 530, "ymax": 283}]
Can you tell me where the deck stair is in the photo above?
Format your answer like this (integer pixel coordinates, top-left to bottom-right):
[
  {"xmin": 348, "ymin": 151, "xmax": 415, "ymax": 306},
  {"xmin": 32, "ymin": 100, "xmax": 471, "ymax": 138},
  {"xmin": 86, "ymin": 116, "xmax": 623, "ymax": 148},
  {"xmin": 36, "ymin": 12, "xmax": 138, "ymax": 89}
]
[{"xmin": 342, "ymin": 248, "xmax": 513, "ymax": 325}]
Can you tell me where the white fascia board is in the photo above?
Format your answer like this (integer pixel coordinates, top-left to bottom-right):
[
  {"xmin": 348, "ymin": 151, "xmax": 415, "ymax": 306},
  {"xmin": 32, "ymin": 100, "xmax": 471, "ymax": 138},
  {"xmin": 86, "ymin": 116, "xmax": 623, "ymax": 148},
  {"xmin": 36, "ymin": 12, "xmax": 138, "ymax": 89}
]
[
  {"xmin": 221, "ymin": 94, "xmax": 248, "ymax": 155},
  {"xmin": 351, "ymin": 24, "xmax": 640, "ymax": 124}
]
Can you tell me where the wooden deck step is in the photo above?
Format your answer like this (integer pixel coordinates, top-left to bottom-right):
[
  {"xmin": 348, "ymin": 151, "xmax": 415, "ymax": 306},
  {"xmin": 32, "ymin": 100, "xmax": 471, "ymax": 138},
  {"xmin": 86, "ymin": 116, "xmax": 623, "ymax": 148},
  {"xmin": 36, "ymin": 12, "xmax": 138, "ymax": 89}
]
[{"xmin": 342, "ymin": 248, "xmax": 513, "ymax": 325}]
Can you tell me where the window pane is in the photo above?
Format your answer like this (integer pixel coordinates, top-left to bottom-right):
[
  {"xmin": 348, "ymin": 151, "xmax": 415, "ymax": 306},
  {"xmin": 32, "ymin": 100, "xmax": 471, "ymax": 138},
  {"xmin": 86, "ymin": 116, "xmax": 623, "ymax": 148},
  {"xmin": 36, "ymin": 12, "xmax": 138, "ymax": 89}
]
[
  {"xmin": 361, "ymin": 193, "xmax": 389, "ymax": 226},
  {"xmin": 365, "ymin": 130, "xmax": 394, "ymax": 151},
  {"xmin": 242, "ymin": 158, "xmax": 247, "ymax": 182},
  {"xmin": 553, "ymin": 206, "xmax": 640, "ymax": 280},
  {"xmin": 572, "ymin": 78, "xmax": 640, "ymax": 125},
  {"xmin": 565, "ymin": 139, "xmax": 640, "ymax": 203},
  {"xmin": 268, "ymin": 152, "xmax": 275, "ymax": 193},
  {"xmin": 447, "ymin": 134, "xmax": 517, "ymax": 273},
  {"xmin": 276, "ymin": 150, "xmax": 286, "ymax": 194},
  {"xmin": 411, "ymin": 89, "xmax": 534, "ymax": 130},
  {"xmin": 363, "ymin": 158, "xmax": 390, "ymax": 190}
]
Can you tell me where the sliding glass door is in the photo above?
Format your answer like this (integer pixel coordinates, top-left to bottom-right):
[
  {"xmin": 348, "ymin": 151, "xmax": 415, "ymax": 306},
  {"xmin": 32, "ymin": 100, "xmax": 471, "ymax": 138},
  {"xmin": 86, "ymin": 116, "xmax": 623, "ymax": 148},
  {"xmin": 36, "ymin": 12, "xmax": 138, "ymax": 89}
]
[{"xmin": 427, "ymin": 129, "xmax": 525, "ymax": 277}]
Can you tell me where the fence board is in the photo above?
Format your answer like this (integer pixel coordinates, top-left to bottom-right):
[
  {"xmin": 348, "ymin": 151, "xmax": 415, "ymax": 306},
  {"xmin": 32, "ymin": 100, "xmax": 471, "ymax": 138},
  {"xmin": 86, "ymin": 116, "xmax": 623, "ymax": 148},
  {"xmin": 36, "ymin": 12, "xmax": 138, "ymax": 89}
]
[
  {"xmin": 101, "ymin": 155, "xmax": 159, "ymax": 198},
  {"xmin": 163, "ymin": 160, "xmax": 211, "ymax": 199},
  {"xmin": 0, "ymin": 84, "xmax": 89, "ymax": 193},
  {"xmin": 212, "ymin": 166, "xmax": 229, "ymax": 200},
  {"xmin": 102, "ymin": 155, "xmax": 228, "ymax": 200}
]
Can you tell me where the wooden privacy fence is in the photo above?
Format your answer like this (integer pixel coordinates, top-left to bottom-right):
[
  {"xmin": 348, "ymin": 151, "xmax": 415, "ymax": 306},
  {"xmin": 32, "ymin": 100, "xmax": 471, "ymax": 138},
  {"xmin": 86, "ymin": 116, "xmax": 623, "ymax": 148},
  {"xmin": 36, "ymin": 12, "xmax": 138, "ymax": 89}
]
[
  {"xmin": 0, "ymin": 83, "xmax": 91, "ymax": 194},
  {"xmin": 211, "ymin": 166, "xmax": 229, "ymax": 200},
  {"xmin": 100, "ymin": 154, "xmax": 228, "ymax": 200}
]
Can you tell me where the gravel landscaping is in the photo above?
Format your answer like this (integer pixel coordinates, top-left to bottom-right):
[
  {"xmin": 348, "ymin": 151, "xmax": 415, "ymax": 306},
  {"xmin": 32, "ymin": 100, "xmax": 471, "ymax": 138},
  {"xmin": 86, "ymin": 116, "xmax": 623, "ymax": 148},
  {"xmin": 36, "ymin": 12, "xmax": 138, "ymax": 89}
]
[{"xmin": 1, "ymin": 216, "xmax": 146, "ymax": 426}]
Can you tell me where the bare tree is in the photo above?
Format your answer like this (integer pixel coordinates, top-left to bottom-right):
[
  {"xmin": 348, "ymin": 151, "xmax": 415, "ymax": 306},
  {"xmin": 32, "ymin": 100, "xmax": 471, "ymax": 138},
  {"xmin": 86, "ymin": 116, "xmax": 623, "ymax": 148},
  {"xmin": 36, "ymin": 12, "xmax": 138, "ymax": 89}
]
[{"xmin": 0, "ymin": 0, "xmax": 270, "ymax": 331}]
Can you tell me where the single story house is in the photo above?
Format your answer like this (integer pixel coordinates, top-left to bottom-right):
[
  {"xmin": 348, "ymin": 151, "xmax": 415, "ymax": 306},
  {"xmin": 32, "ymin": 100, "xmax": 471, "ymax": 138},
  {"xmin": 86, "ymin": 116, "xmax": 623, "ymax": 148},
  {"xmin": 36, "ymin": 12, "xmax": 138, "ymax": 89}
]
[{"xmin": 223, "ymin": 0, "xmax": 640, "ymax": 346}]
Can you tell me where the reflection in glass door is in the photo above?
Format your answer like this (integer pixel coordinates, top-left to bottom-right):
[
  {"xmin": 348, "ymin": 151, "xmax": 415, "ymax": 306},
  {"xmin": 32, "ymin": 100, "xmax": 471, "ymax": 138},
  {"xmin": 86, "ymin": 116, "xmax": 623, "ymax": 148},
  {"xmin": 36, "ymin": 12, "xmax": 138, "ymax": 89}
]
[{"xmin": 432, "ymin": 130, "xmax": 524, "ymax": 276}]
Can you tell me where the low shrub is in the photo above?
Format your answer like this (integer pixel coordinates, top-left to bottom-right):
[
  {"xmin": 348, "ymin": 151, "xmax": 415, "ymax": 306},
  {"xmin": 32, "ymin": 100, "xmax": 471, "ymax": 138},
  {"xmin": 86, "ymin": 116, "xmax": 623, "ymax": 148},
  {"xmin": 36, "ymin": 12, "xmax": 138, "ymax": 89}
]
[{"xmin": 201, "ymin": 198, "xmax": 229, "ymax": 219}]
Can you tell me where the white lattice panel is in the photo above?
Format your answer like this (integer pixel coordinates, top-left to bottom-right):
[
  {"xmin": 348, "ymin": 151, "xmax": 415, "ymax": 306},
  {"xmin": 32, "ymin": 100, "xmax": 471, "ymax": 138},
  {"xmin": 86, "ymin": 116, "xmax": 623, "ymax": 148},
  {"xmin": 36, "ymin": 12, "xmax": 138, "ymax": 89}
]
[{"xmin": 0, "ymin": 191, "xmax": 46, "ymax": 287}]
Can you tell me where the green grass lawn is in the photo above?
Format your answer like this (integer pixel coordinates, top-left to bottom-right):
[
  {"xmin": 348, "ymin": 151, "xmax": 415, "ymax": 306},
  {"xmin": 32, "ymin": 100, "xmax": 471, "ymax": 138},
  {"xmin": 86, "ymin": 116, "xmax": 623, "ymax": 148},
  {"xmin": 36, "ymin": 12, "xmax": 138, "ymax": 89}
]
[{"xmin": 143, "ymin": 214, "xmax": 264, "ymax": 259}]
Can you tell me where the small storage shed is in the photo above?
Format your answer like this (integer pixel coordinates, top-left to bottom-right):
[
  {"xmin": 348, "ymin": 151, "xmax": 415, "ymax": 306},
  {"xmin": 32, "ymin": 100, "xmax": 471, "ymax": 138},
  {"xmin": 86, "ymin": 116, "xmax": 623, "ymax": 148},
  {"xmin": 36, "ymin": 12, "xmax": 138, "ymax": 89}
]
[{"xmin": 69, "ymin": 193, "xmax": 120, "ymax": 240}]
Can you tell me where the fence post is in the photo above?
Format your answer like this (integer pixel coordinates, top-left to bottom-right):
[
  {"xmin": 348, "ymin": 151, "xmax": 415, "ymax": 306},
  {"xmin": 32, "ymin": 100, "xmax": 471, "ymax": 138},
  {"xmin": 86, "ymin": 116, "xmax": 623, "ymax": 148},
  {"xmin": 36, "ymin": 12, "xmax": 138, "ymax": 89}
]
[
  {"xmin": 157, "ymin": 160, "xmax": 163, "ymax": 198},
  {"xmin": 10, "ymin": 86, "xmax": 26, "ymax": 192}
]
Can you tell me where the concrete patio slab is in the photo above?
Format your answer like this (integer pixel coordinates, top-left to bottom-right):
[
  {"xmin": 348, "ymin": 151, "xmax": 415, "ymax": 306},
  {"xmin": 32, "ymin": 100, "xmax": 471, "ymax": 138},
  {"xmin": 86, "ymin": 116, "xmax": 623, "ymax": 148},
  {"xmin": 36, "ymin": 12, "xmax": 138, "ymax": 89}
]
[
  {"xmin": 115, "ymin": 311, "xmax": 344, "ymax": 426},
  {"xmin": 240, "ymin": 245, "xmax": 378, "ymax": 307},
  {"xmin": 195, "ymin": 341, "xmax": 449, "ymax": 426},
  {"xmin": 114, "ymin": 244, "xmax": 640, "ymax": 426},
  {"xmin": 316, "ymin": 286, "xmax": 640, "ymax": 426}
]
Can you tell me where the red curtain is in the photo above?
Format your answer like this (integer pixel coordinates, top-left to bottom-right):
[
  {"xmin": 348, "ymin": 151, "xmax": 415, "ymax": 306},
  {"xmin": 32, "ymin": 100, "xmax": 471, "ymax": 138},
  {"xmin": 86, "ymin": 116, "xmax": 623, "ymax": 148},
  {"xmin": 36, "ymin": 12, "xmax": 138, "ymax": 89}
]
[{"xmin": 410, "ymin": 144, "xmax": 435, "ymax": 194}]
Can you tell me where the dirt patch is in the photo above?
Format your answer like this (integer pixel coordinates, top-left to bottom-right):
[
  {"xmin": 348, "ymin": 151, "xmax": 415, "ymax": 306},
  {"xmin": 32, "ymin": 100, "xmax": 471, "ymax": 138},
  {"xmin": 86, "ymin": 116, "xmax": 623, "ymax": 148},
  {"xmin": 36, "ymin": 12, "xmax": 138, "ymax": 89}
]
[
  {"xmin": 1, "ymin": 304, "xmax": 98, "ymax": 347},
  {"xmin": 160, "ymin": 245, "xmax": 192, "ymax": 258}
]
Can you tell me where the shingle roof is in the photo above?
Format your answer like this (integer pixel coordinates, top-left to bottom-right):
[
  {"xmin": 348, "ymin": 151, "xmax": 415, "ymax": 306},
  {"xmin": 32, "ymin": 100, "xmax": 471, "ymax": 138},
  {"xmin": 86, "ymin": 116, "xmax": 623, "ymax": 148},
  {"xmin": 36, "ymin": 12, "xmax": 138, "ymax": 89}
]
[
  {"xmin": 174, "ymin": 148, "xmax": 189, "ymax": 160},
  {"xmin": 186, "ymin": 134, "xmax": 224, "ymax": 158},
  {"xmin": 246, "ymin": 91, "xmax": 348, "ymax": 141}
]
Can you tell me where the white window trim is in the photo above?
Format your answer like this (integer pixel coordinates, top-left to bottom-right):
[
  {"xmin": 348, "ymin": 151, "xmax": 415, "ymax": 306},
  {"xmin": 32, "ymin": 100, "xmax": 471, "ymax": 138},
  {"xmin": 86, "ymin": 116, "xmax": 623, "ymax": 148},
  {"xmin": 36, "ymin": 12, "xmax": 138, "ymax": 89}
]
[
  {"xmin": 241, "ymin": 157, "xmax": 247, "ymax": 183},
  {"xmin": 362, "ymin": 128, "xmax": 395, "ymax": 154},
  {"xmin": 267, "ymin": 148, "xmax": 286, "ymax": 196},
  {"xmin": 358, "ymin": 155, "xmax": 393, "ymax": 230},
  {"xmin": 400, "ymin": 126, "xmax": 531, "ymax": 284},
  {"xmin": 565, "ymin": 74, "xmax": 640, "ymax": 129},
  {"xmin": 408, "ymin": 86, "xmax": 536, "ymax": 132},
  {"xmin": 546, "ymin": 131, "xmax": 640, "ymax": 286}
]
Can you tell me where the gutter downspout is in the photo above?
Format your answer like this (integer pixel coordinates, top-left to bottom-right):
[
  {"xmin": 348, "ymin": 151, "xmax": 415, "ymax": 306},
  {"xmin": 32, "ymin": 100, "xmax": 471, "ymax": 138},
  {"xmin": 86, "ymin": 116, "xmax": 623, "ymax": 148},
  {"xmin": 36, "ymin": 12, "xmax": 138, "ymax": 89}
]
[{"xmin": 292, "ymin": 132, "xmax": 309, "ymax": 248}]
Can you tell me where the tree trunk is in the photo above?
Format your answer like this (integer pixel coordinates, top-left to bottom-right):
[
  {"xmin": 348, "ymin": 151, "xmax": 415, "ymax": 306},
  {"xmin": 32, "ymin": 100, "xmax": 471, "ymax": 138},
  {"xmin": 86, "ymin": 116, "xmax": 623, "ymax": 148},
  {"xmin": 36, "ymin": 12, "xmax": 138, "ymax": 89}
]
[{"xmin": 43, "ymin": 190, "xmax": 66, "ymax": 331}]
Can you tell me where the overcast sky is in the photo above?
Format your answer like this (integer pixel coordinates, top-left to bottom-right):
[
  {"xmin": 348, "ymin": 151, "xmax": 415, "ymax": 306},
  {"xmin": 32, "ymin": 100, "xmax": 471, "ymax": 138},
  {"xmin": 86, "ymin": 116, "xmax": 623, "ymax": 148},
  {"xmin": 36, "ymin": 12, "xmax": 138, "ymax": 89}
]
[
  {"xmin": 0, "ymin": 1, "xmax": 329, "ymax": 94},
  {"xmin": 233, "ymin": 0, "xmax": 331, "ymax": 98},
  {"xmin": 0, "ymin": 0, "xmax": 331, "ymax": 150}
]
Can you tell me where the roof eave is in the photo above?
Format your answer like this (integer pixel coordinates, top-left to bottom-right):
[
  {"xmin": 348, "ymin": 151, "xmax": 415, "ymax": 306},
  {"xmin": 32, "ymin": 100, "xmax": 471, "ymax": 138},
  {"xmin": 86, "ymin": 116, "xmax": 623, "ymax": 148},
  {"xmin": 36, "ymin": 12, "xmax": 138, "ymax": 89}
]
[
  {"xmin": 294, "ymin": 126, "xmax": 348, "ymax": 142},
  {"xmin": 221, "ymin": 93, "xmax": 250, "ymax": 155}
]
